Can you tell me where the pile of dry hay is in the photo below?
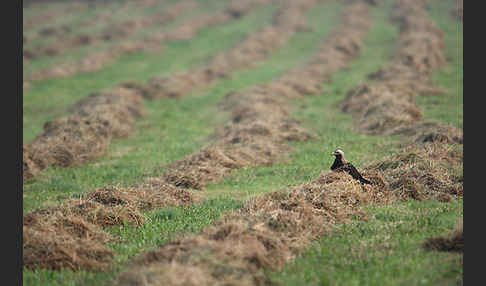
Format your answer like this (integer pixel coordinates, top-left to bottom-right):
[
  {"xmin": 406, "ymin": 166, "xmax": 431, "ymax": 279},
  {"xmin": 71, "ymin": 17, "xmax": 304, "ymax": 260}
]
[
  {"xmin": 23, "ymin": 85, "xmax": 145, "ymax": 180},
  {"xmin": 116, "ymin": 139, "xmax": 463, "ymax": 286},
  {"xmin": 424, "ymin": 220, "xmax": 463, "ymax": 253},
  {"xmin": 161, "ymin": 2, "xmax": 372, "ymax": 190},
  {"xmin": 26, "ymin": 0, "xmax": 271, "ymax": 82},
  {"xmin": 341, "ymin": 0, "xmax": 462, "ymax": 144},
  {"xmin": 23, "ymin": 180, "xmax": 194, "ymax": 271},
  {"xmin": 145, "ymin": 0, "xmax": 317, "ymax": 99}
]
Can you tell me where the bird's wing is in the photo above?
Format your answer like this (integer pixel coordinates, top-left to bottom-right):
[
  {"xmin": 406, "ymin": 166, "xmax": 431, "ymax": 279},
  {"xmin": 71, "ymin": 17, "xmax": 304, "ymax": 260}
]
[
  {"xmin": 344, "ymin": 163, "xmax": 363, "ymax": 180},
  {"xmin": 330, "ymin": 158, "xmax": 341, "ymax": 170}
]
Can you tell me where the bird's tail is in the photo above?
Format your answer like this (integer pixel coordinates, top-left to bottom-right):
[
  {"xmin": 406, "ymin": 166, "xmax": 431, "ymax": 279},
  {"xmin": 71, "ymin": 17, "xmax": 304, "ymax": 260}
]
[{"xmin": 360, "ymin": 177, "xmax": 373, "ymax": 185}]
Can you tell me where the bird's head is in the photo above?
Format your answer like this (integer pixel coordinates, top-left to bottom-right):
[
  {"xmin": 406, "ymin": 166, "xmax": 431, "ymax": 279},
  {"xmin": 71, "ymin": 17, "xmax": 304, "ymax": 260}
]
[{"xmin": 332, "ymin": 149, "xmax": 345, "ymax": 160}]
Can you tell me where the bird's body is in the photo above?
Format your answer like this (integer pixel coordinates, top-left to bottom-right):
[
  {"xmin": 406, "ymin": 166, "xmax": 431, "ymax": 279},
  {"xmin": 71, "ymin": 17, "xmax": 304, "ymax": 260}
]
[{"xmin": 331, "ymin": 149, "xmax": 372, "ymax": 185}]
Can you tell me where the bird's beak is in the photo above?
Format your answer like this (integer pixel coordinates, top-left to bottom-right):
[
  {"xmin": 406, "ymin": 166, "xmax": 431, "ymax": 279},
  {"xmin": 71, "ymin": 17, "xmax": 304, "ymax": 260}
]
[{"xmin": 331, "ymin": 152, "xmax": 336, "ymax": 156}]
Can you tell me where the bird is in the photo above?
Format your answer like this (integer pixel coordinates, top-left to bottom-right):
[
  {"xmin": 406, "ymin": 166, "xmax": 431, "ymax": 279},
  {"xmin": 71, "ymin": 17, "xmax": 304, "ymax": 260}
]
[{"xmin": 330, "ymin": 149, "xmax": 372, "ymax": 185}]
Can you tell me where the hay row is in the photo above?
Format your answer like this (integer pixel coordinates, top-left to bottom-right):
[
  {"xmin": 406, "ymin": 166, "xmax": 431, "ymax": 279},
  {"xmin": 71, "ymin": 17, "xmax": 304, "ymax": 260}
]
[
  {"xmin": 24, "ymin": 0, "xmax": 272, "ymax": 84},
  {"xmin": 23, "ymin": 180, "xmax": 195, "ymax": 271},
  {"xmin": 424, "ymin": 220, "xmax": 463, "ymax": 252},
  {"xmin": 23, "ymin": 84, "xmax": 146, "ymax": 180},
  {"xmin": 160, "ymin": 1, "xmax": 372, "ymax": 190},
  {"xmin": 144, "ymin": 0, "xmax": 318, "ymax": 99},
  {"xmin": 23, "ymin": 1, "xmax": 199, "ymax": 61},
  {"xmin": 341, "ymin": 0, "xmax": 462, "ymax": 144},
  {"xmin": 116, "ymin": 139, "xmax": 463, "ymax": 285}
]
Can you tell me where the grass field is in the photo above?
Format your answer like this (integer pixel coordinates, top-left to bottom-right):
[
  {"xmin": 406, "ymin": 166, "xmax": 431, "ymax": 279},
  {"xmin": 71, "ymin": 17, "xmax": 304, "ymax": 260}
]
[
  {"xmin": 271, "ymin": 198, "xmax": 463, "ymax": 286},
  {"xmin": 23, "ymin": 0, "xmax": 463, "ymax": 285}
]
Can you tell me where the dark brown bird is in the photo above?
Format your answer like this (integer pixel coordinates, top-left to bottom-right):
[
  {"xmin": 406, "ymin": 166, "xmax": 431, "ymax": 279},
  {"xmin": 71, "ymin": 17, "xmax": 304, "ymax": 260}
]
[{"xmin": 330, "ymin": 149, "xmax": 372, "ymax": 185}]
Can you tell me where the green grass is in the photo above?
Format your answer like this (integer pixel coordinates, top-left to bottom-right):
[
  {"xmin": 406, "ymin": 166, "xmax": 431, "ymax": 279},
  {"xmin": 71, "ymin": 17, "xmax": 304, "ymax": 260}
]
[
  {"xmin": 417, "ymin": 0, "xmax": 463, "ymax": 129},
  {"xmin": 270, "ymin": 199, "xmax": 463, "ymax": 286},
  {"xmin": 23, "ymin": 1, "xmax": 276, "ymax": 143},
  {"xmin": 23, "ymin": 198, "xmax": 242, "ymax": 286},
  {"xmin": 23, "ymin": 1, "xmax": 343, "ymax": 213},
  {"xmin": 205, "ymin": 0, "xmax": 402, "ymax": 200}
]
